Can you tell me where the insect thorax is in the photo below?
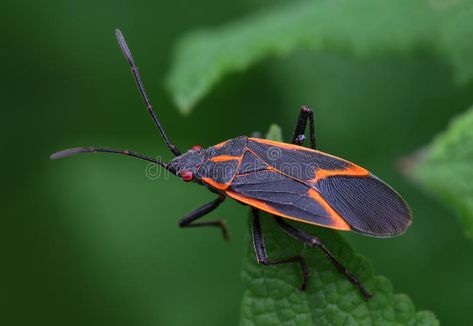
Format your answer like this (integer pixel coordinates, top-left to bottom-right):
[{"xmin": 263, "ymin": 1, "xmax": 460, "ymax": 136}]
[{"xmin": 168, "ymin": 149, "xmax": 206, "ymax": 176}]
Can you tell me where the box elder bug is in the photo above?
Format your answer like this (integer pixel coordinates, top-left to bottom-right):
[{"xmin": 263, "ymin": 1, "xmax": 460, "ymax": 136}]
[{"xmin": 51, "ymin": 30, "xmax": 412, "ymax": 299}]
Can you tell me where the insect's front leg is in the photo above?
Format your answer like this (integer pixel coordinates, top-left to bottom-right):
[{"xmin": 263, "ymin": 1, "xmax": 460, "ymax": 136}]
[
  {"xmin": 291, "ymin": 106, "xmax": 316, "ymax": 149},
  {"xmin": 179, "ymin": 194, "xmax": 229, "ymax": 240},
  {"xmin": 274, "ymin": 216, "xmax": 372, "ymax": 300},
  {"xmin": 251, "ymin": 208, "xmax": 310, "ymax": 291}
]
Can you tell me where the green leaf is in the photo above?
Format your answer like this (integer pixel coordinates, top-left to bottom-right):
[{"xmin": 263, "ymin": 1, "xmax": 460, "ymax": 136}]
[
  {"xmin": 240, "ymin": 216, "xmax": 438, "ymax": 326},
  {"xmin": 166, "ymin": 0, "xmax": 473, "ymax": 114},
  {"xmin": 265, "ymin": 124, "xmax": 283, "ymax": 141},
  {"xmin": 408, "ymin": 106, "xmax": 473, "ymax": 239},
  {"xmin": 239, "ymin": 125, "xmax": 438, "ymax": 325}
]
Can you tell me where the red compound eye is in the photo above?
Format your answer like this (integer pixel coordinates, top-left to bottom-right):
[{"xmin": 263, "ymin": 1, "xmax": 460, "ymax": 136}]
[
  {"xmin": 191, "ymin": 145, "xmax": 203, "ymax": 151},
  {"xmin": 180, "ymin": 170, "xmax": 194, "ymax": 182}
]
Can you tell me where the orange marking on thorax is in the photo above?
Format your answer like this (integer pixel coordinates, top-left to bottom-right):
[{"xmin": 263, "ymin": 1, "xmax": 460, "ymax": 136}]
[
  {"xmin": 204, "ymin": 151, "xmax": 246, "ymax": 190},
  {"xmin": 209, "ymin": 155, "xmax": 241, "ymax": 162}
]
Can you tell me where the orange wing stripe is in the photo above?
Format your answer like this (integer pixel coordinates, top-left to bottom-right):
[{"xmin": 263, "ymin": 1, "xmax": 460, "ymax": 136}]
[
  {"xmin": 306, "ymin": 189, "xmax": 350, "ymax": 230},
  {"xmin": 249, "ymin": 137, "xmax": 328, "ymax": 154},
  {"xmin": 249, "ymin": 137, "xmax": 369, "ymax": 181},
  {"xmin": 309, "ymin": 165, "xmax": 369, "ymax": 183},
  {"xmin": 249, "ymin": 138, "xmax": 315, "ymax": 152},
  {"xmin": 225, "ymin": 190, "xmax": 351, "ymax": 231}
]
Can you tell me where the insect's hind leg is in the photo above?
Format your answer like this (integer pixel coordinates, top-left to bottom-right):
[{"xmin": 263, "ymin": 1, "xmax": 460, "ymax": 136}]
[
  {"xmin": 179, "ymin": 195, "xmax": 229, "ymax": 240},
  {"xmin": 274, "ymin": 216, "xmax": 372, "ymax": 300},
  {"xmin": 291, "ymin": 106, "xmax": 316, "ymax": 149},
  {"xmin": 251, "ymin": 208, "xmax": 310, "ymax": 291}
]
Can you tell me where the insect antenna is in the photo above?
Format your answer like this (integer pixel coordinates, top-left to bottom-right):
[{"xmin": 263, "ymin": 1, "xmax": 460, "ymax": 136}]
[
  {"xmin": 50, "ymin": 147, "xmax": 173, "ymax": 173},
  {"xmin": 115, "ymin": 29, "xmax": 181, "ymax": 157}
]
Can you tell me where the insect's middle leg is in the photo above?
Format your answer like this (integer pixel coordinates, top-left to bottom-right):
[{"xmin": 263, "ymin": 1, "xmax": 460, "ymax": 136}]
[
  {"xmin": 179, "ymin": 194, "xmax": 229, "ymax": 240},
  {"xmin": 251, "ymin": 208, "xmax": 310, "ymax": 290},
  {"xmin": 274, "ymin": 216, "xmax": 372, "ymax": 300},
  {"xmin": 291, "ymin": 106, "xmax": 316, "ymax": 149}
]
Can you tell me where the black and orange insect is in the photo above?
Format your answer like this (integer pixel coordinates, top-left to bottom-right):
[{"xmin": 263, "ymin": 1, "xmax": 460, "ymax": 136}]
[{"xmin": 51, "ymin": 30, "xmax": 412, "ymax": 299}]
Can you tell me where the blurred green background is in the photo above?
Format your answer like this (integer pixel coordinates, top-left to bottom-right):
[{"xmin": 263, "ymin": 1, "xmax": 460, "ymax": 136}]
[{"xmin": 2, "ymin": 0, "xmax": 473, "ymax": 325}]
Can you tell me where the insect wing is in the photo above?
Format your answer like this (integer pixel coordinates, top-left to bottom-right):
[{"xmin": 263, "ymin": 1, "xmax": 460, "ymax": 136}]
[
  {"xmin": 230, "ymin": 138, "xmax": 412, "ymax": 236},
  {"xmin": 315, "ymin": 174, "xmax": 411, "ymax": 237}
]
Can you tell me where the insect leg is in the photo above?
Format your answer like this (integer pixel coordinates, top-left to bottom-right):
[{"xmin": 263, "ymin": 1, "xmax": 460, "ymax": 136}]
[
  {"xmin": 251, "ymin": 208, "xmax": 310, "ymax": 291},
  {"xmin": 179, "ymin": 195, "xmax": 229, "ymax": 240},
  {"xmin": 274, "ymin": 216, "xmax": 372, "ymax": 299},
  {"xmin": 291, "ymin": 106, "xmax": 316, "ymax": 149}
]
